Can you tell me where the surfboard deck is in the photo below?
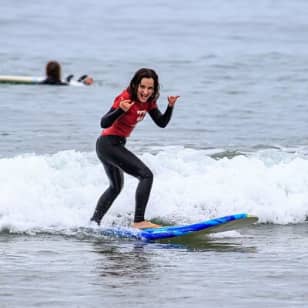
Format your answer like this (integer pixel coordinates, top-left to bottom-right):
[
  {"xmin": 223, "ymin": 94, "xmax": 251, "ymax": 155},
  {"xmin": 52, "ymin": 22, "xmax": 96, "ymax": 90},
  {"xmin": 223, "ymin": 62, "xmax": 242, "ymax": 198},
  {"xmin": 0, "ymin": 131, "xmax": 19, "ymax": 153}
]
[
  {"xmin": 0, "ymin": 75, "xmax": 84, "ymax": 86},
  {"xmin": 0, "ymin": 75, "xmax": 42, "ymax": 84},
  {"xmin": 99, "ymin": 213, "xmax": 258, "ymax": 242}
]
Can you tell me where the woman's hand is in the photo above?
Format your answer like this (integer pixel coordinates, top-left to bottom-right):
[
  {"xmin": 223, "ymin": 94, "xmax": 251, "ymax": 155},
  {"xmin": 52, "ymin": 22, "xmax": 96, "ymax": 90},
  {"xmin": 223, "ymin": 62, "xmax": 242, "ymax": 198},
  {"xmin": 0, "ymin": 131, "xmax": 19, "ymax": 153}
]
[
  {"xmin": 168, "ymin": 95, "xmax": 180, "ymax": 107},
  {"xmin": 120, "ymin": 99, "xmax": 134, "ymax": 112}
]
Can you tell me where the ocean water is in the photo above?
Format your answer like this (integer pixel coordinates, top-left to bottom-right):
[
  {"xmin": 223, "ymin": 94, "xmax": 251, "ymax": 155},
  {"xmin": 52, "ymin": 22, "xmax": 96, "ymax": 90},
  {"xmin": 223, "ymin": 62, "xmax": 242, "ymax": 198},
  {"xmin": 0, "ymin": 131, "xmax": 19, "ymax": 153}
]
[{"xmin": 1, "ymin": 0, "xmax": 308, "ymax": 307}]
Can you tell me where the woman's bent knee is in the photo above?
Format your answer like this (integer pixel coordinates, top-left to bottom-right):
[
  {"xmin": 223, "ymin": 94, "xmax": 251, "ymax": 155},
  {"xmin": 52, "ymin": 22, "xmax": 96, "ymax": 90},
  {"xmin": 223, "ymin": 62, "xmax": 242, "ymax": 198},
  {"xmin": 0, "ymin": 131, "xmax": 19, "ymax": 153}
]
[
  {"xmin": 109, "ymin": 184, "xmax": 123, "ymax": 196},
  {"xmin": 141, "ymin": 168, "xmax": 153, "ymax": 181}
]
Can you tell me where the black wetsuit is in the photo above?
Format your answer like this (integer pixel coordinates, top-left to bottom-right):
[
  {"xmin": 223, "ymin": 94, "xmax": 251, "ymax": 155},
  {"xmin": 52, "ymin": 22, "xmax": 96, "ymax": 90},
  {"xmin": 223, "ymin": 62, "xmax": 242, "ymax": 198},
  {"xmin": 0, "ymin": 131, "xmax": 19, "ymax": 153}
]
[
  {"xmin": 91, "ymin": 105, "xmax": 173, "ymax": 225},
  {"xmin": 40, "ymin": 77, "xmax": 68, "ymax": 85}
]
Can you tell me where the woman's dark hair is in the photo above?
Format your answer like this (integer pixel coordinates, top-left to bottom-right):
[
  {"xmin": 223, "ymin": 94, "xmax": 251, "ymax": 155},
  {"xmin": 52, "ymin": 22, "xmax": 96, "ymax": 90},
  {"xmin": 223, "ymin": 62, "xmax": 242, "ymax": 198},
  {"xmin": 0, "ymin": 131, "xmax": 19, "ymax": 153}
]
[
  {"xmin": 46, "ymin": 61, "xmax": 61, "ymax": 81},
  {"xmin": 128, "ymin": 68, "xmax": 160, "ymax": 102}
]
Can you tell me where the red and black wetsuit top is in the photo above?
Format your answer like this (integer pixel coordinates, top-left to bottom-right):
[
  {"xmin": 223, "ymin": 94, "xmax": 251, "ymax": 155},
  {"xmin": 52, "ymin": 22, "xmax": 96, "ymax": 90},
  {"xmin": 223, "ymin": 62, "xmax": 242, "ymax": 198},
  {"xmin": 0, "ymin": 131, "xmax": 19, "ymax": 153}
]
[{"xmin": 101, "ymin": 89, "xmax": 173, "ymax": 137}]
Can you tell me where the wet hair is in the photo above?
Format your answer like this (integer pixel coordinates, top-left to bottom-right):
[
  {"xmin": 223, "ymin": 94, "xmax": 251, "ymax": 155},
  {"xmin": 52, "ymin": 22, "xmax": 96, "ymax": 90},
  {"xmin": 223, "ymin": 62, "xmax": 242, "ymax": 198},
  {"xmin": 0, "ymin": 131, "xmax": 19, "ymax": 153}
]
[
  {"xmin": 46, "ymin": 61, "xmax": 61, "ymax": 81},
  {"xmin": 128, "ymin": 68, "xmax": 160, "ymax": 102}
]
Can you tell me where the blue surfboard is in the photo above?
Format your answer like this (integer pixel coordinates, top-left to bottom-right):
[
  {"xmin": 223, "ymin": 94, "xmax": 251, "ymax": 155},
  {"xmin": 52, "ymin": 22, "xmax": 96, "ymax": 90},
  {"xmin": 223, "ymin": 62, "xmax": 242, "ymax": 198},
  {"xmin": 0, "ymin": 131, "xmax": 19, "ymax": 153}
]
[{"xmin": 99, "ymin": 213, "xmax": 258, "ymax": 242}]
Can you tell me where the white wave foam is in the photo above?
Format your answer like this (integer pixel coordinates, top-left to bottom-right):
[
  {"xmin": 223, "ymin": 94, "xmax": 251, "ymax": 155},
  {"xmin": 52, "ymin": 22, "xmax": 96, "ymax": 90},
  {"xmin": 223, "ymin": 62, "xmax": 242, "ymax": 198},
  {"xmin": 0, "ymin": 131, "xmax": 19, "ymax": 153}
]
[{"xmin": 0, "ymin": 148, "xmax": 307, "ymax": 233}]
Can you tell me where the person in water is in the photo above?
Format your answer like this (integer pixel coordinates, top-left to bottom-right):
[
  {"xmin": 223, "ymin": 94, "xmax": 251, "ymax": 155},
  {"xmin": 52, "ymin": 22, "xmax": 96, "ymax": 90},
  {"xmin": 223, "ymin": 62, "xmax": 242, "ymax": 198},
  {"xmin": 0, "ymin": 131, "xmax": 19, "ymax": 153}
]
[
  {"xmin": 41, "ymin": 61, "xmax": 93, "ymax": 85},
  {"xmin": 91, "ymin": 68, "xmax": 180, "ymax": 229}
]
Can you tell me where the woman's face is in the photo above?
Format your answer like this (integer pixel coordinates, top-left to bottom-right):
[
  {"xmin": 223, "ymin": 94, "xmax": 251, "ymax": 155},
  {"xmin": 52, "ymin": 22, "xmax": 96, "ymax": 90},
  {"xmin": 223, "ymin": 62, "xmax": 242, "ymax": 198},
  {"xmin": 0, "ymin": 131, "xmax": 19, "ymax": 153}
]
[{"xmin": 137, "ymin": 77, "xmax": 154, "ymax": 103}]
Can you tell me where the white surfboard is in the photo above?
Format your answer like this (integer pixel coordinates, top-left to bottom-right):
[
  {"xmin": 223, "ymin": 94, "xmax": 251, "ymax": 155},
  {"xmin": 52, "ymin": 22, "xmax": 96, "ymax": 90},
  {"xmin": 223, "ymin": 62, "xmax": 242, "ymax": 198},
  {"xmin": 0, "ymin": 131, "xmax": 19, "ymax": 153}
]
[{"xmin": 0, "ymin": 75, "xmax": 85, "ymax": 86}]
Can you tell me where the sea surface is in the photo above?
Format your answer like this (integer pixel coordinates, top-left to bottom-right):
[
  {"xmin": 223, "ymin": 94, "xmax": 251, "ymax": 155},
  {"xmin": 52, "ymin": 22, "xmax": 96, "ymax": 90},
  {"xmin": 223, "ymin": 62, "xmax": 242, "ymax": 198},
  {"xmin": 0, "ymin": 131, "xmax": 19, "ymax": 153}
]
[{"xmin": 1, "ymin": 0, "xmax": 308, "ymax": 307}]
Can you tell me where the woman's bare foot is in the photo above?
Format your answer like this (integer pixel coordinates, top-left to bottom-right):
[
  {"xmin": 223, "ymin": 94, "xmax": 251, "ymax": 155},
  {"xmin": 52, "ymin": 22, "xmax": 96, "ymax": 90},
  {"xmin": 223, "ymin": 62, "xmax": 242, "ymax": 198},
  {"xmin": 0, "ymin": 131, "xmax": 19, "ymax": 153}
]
[{"xmin": 132, "ymin": 221, "xmax": 162, "ymax": 229}]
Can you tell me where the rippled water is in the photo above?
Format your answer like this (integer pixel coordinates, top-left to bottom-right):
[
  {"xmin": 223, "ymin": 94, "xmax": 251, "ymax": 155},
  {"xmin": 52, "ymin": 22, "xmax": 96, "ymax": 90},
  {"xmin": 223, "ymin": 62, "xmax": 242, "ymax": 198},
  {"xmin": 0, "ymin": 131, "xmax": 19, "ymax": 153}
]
[
  {"xmin": 1, "ymin": 224, "xmax": 307, "ymax": 307},
  {"xmin": 2, "ymin": 0, "xmax": 308, "ymax": 155}
]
